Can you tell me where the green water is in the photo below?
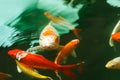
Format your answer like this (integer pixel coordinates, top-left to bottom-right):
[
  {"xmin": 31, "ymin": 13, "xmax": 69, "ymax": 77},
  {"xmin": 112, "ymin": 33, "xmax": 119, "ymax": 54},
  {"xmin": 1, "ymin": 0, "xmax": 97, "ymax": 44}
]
[{"xmin": 0, "ymin": 0, "xmax": 120, "ymax": 80}]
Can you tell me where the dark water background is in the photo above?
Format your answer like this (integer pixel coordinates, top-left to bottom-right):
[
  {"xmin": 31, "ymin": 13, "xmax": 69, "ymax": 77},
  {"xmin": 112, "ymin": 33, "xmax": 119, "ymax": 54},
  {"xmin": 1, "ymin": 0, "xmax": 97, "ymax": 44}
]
[{"xmin": 0, "ymin": 0, "xmax": 120, "ymax": 80}]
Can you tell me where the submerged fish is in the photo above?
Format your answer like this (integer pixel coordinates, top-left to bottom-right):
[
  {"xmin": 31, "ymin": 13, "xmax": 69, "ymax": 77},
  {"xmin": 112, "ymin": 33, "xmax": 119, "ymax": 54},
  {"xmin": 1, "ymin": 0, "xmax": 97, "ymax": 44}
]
[
  {"xmin": 44, "ymin": 12, "xmax": 81, "ymax": 39},
  {"xmin": 109, "ymin": 20, "xmax": 120, "ymax": 47},
  {"xmin": 0, "ymin": 72, "xmax": 11, "ymax": 80},
  {"xmin": 15, "ymin": 60, "xmax": 53, "ymax": 80},
  {"xmin": 105, "ymin": 57, "xmax": 120, "ymax": 69},
  {"xmin": 54, "ymin": 39, "xmax": 80, "ymax": 64},
  {"xmin": 8, "ymin": 49, "xmax": 82, "ymax": 80},
  {"xmin": 111, "ymin": 32, "xmax": 120, "ymax": 43},
  {"xmin": 27, "ymin": 22, "xmax": 63, "ymax": 52}
]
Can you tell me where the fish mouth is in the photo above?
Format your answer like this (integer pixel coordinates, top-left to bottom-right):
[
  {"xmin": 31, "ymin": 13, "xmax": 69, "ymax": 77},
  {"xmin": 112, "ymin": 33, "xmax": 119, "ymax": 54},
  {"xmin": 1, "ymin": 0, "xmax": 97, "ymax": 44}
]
[
  {"xmin": 42, "ymin": 45, "xmax": 58, "ymax": 50},
  {"xmin": 105, "ymin": 61, "xmax": 115, "ymax": 69},
  {"xmin": 105, "ymin": 64, "xmax": 111, "ymax": 69},
  {"xmin": 8, "ymin": 49, "xmax": 20, "ymax": 55}
]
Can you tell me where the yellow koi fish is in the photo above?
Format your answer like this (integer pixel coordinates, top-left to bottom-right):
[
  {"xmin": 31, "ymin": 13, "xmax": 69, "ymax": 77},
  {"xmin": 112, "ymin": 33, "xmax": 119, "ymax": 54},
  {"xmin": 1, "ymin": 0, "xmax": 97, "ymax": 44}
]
[
  {"xmin": 44, "ymin": 12, "xmax": 81, "ymax": 39},
  {"xmin": 15, "ymin": 60, "xmax": 53, "ymax": 80},
  {"xmin": 8, "ymin": 49, "xmax": 82, "ymax": 80},
  {"xmin": 54, "ymin": 39, "xmax": 80, "ymax": 64},
  {"xmin": 105, "ymin": 57, "xmax": 120, "ymax": 69}
]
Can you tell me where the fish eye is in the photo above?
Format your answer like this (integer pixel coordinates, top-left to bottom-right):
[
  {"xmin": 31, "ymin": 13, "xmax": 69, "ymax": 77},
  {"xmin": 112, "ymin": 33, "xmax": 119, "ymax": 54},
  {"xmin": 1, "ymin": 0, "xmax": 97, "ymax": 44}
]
[
  {"xmin": 111, "ymin": 64, "xmax": 115, "ymax": 68},
  {"xmin": 55, "ymin": 37, "xmax": 59, "ymax": 43},
  {"xmin": 117, "ymin": 37, "xmax": 120, "ymax": 41},
  {"xmin": 44, "ymin": 12, "xmax": 49, "ymax": 16}
]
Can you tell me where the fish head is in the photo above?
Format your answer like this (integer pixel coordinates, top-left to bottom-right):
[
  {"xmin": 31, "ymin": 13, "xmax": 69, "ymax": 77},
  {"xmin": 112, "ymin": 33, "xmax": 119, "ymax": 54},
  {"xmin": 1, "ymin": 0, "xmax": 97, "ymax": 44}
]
[
  {"xmin": 112, "ymin": 32, "xmax": 120, "ymax": 43},
  {"xmin": 105, "ymin": 61, "xmax": 117, "ymax": 69},
  {"xmin": 8, "ymin": 49, "xmax": 22, "ymax": 59},
  {"xmin": 71, "ymin": 39, "xmax": 80, "ymax": 46},
  {"xmin": 40, "ymin": 35, "xmax": 59, "ymax": 50},
  {"xmin": 105, "ymin": 57, "xmax": 120, "ymax": 69},
  {"xmin": 44, "ymin": 12, "xmax": 50, "ymax": 17}
]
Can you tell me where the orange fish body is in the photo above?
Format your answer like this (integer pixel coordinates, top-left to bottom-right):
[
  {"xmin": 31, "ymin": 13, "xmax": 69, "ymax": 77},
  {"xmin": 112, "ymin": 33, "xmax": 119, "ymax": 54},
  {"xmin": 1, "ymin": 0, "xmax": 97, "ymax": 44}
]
[
  {"xmin": 44, "ymin": 12, "xmax": 81, "ymax": 39},
  {"xmin": 8, "ymin": 49, "xmax": 81, "ymax": 80},
  {"xmin": 111, "ymin": 32, "xmax": 120, "ymax": 43},
  {"xmin": 54, "ymin": 39, "xmax": 80, "ymax": 64}
]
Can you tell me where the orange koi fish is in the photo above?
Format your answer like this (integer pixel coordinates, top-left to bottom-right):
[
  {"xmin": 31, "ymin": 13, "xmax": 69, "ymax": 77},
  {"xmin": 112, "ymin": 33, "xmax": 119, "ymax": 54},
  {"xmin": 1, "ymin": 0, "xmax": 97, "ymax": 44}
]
[
  {"xmin": 44, "ymin": 12, "xmax": 81, "ymax": 39},
  {"xmin": 0, "ymin": 72, "xmax": 11, "ymax": 80},
  {"xmin": 111, "ymin": 32, "xmax": 120, "ymax": 43},
  {"xmin": 8, "ymin": 49, "xmax": 82, "ymax": 80},
  {"xmin": 109, "ymin": 20, "xmax": 120, "ymax": 47},
  {"xmin": 54, "ymin": 39, "xmax": 80, "ymax": 64},
  {"xmin": 27, "ymin": 22, "xmax": 63, "ymax": 52}
]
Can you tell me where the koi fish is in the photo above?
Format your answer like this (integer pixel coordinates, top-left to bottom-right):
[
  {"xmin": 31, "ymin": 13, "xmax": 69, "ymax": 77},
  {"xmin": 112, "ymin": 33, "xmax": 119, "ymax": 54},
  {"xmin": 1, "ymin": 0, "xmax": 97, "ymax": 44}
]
[
  {"xmin": 109, "ymin": 20, "xmax": 120, "ymax": 47},
  {"xmin": 44, "ymin": 12, "xmax": 81, "ymax": 39},
  {"xmin": 0, "ymin": 72, "xmax": 11, "ymax": 80},
  {"xmin": 27, "ymin": 22, "xmax": 63, "ymax": 52},
  {"xmin": 105, "ymin": 57, "xmax": 120, "ymax": 69},
  {"xmin": 8, "ymin": 49, "xmax": 82, "ymax": 80},
  {"xmin": 15, "ymin": 60, "xmax": 53, "ymax": 80},
  {"xmin": 111, "ymin": 32, "xmax": 120, "ymax": 43},
  {"xmin": 54, "ymin": 39, "xmax": 80, "ymax": 64}
]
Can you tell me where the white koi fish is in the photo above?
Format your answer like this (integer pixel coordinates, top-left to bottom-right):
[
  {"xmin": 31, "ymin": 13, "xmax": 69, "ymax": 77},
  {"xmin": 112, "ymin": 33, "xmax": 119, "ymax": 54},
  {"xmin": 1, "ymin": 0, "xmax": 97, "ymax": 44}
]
[
  {"xmin": 27, "ymin": 22, "xmax": 63, "ymax": 52},
  {"xmin": 105, "ymin": 57, "xmax": 120, "ymax": 69}
]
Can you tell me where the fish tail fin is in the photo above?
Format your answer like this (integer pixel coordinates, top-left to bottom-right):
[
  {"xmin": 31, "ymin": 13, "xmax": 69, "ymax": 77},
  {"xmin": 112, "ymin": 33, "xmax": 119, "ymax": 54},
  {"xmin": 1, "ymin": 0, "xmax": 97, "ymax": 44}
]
[
  {"xmin": 71, "ymin": 28, "xmax": 81, "ymax": 39},
  {"xmin": 62, "ymin": 69, "xmax": 77, "ymax": 80},
  {"xmin": 59, "ymin": 63, "xmax": 83, "ymax": 80},
  {"xmin": 0, "ymin": 72, "xmax": 12, "ymax": 80}
]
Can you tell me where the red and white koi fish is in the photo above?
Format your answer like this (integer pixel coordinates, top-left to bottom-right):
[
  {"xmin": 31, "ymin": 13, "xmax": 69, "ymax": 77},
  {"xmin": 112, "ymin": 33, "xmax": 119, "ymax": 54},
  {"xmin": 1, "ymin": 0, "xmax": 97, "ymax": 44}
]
[
  {"xmin": 54, "ymin": 39, "xmax": 80, "ymax": 64},
  {"xmin": 0, "ymin": 72, "xmax": 11, "ymax": 80},
  {"xmin": 44, "ymin": 12, "xmax": 81, "ymax": 39},
  {"xmin": 8, "ymin": 49, "xmax": 82, "ymax": 80},
  {"xmin": 27, "ymin": 22, "xmax": 63, "ymax": 52}
]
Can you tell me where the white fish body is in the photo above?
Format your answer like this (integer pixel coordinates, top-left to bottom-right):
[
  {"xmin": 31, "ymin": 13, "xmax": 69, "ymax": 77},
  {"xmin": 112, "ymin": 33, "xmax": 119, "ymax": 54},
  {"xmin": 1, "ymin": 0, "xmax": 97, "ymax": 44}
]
[
  {"xmin": 27, "ymin": 22, "xmax": 61, "ymax": 52},
  {"xmin": 105, "ymin": 57, "xmax": 120, "ymax": 69}
]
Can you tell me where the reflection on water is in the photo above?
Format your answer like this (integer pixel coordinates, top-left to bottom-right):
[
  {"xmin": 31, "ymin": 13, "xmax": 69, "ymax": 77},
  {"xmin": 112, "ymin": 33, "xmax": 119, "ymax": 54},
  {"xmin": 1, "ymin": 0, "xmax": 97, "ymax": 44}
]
[{"xmin": 0, "ymin": 0, "xmax": 120, "ymax": 80}]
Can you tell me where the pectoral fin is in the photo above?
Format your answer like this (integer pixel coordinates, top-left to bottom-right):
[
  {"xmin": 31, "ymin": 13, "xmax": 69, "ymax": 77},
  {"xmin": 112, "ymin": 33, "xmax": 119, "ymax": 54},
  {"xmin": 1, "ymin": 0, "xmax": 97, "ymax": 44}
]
[
  {"xmin": 71, "ymin": 50, "xmax": 77, "ymax": 58},
  {"xmin": 26, "ymin": 46, "xmax": 44, "ymax": 53},
  {"xmin": 62, "ymin": 57, "xmax": 67, "ymax": 64},
  {"xmin": 17, "ymin": 65, "xmax": 22, "ymax": 73},
  {"xmin": 58, "ymin": 45, "xmax": 64, "ymax": 50}
]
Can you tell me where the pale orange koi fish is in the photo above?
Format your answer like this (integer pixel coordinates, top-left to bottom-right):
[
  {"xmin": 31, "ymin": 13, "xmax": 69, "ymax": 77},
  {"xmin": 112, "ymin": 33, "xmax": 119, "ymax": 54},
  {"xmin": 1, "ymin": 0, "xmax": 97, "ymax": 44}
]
[
  {"xmin": 54, "ymin": 39, "xmax": 80, "ymax": 64},
  {"xmin": 8, "ymin": 49, "xmax": 83, "ymax": 80},
  {"xmin": 105, "ymin": 57, "xmax": 120, "ymax": 69},
  {"xmin": 27, "ymin": 22, "xmax": 63, "ymax": 52},
  {"xmin": 44, "ymin": 12, "xmax": 81, "ymax": 39},
  {"xmin": 111, "ymin": 32, "xmax": 120, "ymax": 43},
  {"xmin": 0, "ymin": 72, "xmax": 11, "ymax": 80}
]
